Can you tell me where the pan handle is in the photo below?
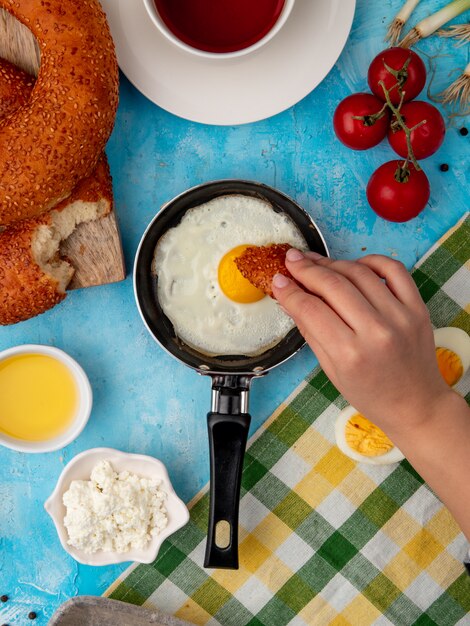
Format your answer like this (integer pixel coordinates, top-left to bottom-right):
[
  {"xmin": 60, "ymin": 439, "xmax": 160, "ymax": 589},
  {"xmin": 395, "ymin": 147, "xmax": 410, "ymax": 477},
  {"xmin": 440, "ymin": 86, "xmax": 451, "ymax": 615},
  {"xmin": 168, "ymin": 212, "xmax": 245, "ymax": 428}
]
[{"xmin": 204, "ymin": 375, "xmax": 252, "ymax": 569}]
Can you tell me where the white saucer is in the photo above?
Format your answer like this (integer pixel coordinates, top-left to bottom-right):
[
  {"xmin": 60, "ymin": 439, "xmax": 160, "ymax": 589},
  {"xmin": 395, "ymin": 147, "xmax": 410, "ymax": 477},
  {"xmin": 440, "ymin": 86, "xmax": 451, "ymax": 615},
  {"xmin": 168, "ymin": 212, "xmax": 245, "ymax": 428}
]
[{"xmin": 100, "ymin": 0, "xmax": 356, "ymax": 125}]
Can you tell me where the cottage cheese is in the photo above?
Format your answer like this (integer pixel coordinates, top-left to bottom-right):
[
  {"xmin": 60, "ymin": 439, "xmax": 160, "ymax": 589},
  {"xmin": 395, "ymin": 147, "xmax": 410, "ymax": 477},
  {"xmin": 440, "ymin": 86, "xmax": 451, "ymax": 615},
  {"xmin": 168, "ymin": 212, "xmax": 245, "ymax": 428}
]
[{"xmin": 63, "ymin": 460, "xmax": 168, "ymax": 554}]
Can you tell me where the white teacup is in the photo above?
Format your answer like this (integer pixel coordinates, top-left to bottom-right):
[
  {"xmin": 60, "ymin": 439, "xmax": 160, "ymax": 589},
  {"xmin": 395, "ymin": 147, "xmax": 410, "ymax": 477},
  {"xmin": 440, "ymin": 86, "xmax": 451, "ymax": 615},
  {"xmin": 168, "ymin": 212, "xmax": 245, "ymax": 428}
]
[{"xmin": 142, "ymin": 0, "xmax": 296, "ymax": 59}]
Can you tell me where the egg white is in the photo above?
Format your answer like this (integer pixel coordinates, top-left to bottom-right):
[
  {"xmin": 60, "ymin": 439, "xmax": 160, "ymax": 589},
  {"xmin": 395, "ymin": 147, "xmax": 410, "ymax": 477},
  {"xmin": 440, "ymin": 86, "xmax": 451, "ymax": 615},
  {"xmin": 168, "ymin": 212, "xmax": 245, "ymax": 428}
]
[
  {"xmin": 335, "ymin": 405, "xmax": 405, "ymax": 466},
  {"xmin": 152, "ymin": 194, "xmax": 307, "ymax": 356},
  {"xmin": 433, "ymin": 327, "xmax": 470, "ymax": 383}
]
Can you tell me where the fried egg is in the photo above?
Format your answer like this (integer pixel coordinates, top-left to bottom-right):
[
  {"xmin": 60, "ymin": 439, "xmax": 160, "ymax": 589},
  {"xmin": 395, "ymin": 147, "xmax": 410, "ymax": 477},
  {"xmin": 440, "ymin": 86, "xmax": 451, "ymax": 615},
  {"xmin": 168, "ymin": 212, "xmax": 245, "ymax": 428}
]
[
  {"xmin": 152, "ymin": 194, "xmax": 307, "ymax": 356},
  {"xmin": 335, "ymin": 405, "xmax": 404, "ymax": 465},
  {"xmin": 433, "ymin": 327, "xmax": 470, "ymax": 387}
]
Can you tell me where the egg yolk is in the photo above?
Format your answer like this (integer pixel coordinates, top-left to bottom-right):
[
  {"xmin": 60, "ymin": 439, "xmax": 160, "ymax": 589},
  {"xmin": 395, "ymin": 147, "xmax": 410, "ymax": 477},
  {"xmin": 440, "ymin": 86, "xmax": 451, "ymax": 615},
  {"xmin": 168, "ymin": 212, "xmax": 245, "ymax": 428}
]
[
  {"xmin": 436, "ymin": 347, "xmax": 463, "ymax": 386},
  {"xmin": 345, "ymin": 413, "xmax": 394, "ymax": 457},
  {"xmin": 218, "ymin": 244, "xmax": 265, "ymax": 303}
]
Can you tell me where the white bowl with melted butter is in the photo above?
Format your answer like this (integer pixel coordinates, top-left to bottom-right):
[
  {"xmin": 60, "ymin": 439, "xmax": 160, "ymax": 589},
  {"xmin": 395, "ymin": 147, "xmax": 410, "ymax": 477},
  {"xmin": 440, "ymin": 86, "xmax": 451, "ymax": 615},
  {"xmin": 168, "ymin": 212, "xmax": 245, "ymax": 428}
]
[{"xmin": 0, "ymin": 344, "xmax": 92, "ymax": 453}]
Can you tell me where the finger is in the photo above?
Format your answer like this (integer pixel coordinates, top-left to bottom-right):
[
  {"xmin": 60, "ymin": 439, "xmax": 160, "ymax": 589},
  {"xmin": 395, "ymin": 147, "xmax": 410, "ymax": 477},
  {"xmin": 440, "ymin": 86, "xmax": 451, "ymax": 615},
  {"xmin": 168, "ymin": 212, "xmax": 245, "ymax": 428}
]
[
  {"xmin": 304, "ymin": 252, "xmax": 418, "ymax": 319},
  {"xmin": 357, "ymin": 255, "xmax": 426, "ymax": 312},
  {"xmin": 304, "ymin": 251, "xmax": 327, "ymax": 261},
  {"xmin": 285, "ymin": 249, "xmax": 381, "ymax": 332},
  {"xmin": 272, "ymin": 273, "xmax": 353, "ymax": 352},
  {"xmin": 306, "ymin": 257, "xmax": 404, "ymax": 316}
]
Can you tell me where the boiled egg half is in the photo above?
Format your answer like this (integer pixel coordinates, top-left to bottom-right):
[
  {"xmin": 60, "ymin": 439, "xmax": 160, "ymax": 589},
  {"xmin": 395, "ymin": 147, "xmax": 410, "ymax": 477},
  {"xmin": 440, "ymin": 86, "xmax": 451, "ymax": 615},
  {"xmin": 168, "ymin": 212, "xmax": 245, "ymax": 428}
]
[
  {"xmin": 335, "ymin": 405, "xmax": 405, "ymax": 465},
  {"xmin": 433, "ymin": 327, "xmax": 470, "ymax": 387}
]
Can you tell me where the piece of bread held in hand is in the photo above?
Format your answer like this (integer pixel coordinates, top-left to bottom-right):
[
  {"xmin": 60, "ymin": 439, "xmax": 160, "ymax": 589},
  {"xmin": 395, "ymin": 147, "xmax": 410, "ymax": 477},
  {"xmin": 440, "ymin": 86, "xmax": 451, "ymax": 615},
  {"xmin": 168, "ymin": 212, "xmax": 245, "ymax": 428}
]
[
  {"xmin": 234, "ymin": 243, "xmax": 297, "ymax": 298},
  {"xmin": 0, "ymin": 59, "xmax": 114, "ymax": 325}
]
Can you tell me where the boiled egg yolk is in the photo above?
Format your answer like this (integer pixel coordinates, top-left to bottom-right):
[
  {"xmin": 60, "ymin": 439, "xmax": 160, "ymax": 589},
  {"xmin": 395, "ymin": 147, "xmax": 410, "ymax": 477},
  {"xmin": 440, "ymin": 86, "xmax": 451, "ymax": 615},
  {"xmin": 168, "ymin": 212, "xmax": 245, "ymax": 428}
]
[
  {"xmin": 345, "ymin": 413, "xmax": 394, "ymax": 457},
  {"xmin": 436, "ymin": 347, "xmax": 463, "ymax": 386},
  {"xmin": 218, "ymin": 244, "xmax": 265, "ymax": 304}
]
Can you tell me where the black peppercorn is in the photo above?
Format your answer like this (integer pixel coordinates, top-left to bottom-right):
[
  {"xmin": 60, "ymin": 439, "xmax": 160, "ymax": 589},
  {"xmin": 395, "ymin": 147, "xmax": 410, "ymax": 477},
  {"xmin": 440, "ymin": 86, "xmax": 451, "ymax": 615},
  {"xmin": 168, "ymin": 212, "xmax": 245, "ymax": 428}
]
[
  {"xmin": 0, "ymin": 596, "xmax": 7, "ymax": 603},
  {"xmin": 28, "ymin": 612, "xmax": 37, "ymax": 620},
  {"xmin": 440, "ymin": 163, "xmax": 449, "ymax": 172},
  {"xmin": 459, "ymin": 127, "xmax": 468, "ymax": 136}
]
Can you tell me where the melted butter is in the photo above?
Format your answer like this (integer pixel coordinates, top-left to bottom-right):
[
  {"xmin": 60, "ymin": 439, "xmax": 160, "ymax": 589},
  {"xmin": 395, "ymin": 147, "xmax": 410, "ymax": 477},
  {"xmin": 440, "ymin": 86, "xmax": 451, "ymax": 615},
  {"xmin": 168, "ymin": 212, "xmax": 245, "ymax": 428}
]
[
  {"xmin": 0, "ymin": 354, "xmax": 78, "ymax": 441},
  {"xmin": 345, "ymin": 413, "xmax": 394, "ymax": 457}
]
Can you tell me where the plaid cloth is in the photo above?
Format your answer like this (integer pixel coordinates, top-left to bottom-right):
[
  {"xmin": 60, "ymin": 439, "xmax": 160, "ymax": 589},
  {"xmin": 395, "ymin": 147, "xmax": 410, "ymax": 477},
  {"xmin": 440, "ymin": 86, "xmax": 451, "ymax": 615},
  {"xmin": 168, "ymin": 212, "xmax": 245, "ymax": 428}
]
[{"xmin": 106, "ymin": 214, "xmax": 470, "ymax": 626}]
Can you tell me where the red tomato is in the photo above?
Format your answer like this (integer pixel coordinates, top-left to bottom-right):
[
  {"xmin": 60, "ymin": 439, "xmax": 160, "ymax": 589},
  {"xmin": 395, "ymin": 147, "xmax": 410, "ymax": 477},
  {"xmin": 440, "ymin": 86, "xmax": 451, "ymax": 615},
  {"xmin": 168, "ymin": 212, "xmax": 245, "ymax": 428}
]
[
  {"xmin": 367, "ymin": 160, "xmax": 430, "ymax": 222},
  {"xmin": 388, "ymin": 101, "xmax": 446, "ymax": 159},
  {"xmin": 368, "ymin": 47, "xmax": 426, "ymax": 105},
  {"xmin": 333, "ymin": 93, "xmax": 390, "ymax": 150}
]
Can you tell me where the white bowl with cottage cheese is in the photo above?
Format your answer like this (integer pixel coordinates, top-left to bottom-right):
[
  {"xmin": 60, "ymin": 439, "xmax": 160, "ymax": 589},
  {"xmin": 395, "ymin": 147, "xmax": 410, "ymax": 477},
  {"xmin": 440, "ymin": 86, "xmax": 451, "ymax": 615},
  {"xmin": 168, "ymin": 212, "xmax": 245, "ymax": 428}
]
[{"xmin": 44, "ymin": 448, "xmax": 190, "ymax": 566}]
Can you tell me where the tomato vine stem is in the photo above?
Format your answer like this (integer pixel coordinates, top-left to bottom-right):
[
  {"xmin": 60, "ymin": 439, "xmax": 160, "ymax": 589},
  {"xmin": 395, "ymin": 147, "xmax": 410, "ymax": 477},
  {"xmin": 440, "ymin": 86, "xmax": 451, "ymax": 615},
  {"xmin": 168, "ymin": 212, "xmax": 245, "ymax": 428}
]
[
  {"xmin": 379, "ymin": 79, "xmax": 422, "ymax": 172},
  {"xmin": 351, "ymin": 101, "xmax": 389, "ymax": 126}
]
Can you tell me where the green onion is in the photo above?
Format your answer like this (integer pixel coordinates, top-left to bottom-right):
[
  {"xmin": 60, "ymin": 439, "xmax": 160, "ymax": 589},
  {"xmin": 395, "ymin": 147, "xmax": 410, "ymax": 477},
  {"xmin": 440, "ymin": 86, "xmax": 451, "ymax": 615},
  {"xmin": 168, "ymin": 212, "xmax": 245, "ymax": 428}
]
[
  {"xmin": 400, "ymin": 0, "xmax": 470, "ymax": 47},
  {"xmin": 438, "ymin": 22, "xmax": 470, "ymax": 44},
  {"xmin": 386, "ymin": 0, "xmax": 422, "ymax": 44},
  {"xmin": 439, "ymin": 61, "xmax": 470, "ymax": 110}
]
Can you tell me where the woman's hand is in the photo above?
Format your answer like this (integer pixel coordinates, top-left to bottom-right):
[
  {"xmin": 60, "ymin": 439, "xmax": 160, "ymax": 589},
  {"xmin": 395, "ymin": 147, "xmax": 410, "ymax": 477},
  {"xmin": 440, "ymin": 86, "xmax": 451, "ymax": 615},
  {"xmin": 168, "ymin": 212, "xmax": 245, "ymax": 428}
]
[
  {"xmin": 272, "ymin": 249, "xmax": 452, "ymax": 435},
  {"xmin": 273, "ymin": 249, "xmax": 470, "ymax": 540}
]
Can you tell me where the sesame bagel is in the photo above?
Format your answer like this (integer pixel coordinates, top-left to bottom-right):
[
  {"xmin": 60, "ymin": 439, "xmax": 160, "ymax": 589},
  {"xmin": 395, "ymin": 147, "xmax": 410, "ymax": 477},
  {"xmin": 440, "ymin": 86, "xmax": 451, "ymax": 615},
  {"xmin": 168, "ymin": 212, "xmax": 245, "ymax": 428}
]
[
  {"xmin": 0, "ymin": 154, "xmax": 113, "ymax": 325},
  {"xmin": 0, "ymin": 0, "xmax": 119, "ymax": 226},
  {"xmin": 0, "ymin": 213, "xmax": 69, "ymax": 324},
  {"xmin": 0, "ymin": 57, "xmax": 34, "ymax": 119},
  {"xmin": 0, "ymin": 58, "xmax": 114, "ymax": 325}
]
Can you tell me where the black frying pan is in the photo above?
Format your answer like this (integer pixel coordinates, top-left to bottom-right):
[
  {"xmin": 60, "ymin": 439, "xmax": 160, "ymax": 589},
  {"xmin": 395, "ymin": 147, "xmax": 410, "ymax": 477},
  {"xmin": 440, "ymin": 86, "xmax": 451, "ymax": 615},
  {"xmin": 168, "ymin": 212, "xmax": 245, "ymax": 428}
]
[{"xmin": 134, "ymin": 180, "xmax": 328, "ymax": 569}]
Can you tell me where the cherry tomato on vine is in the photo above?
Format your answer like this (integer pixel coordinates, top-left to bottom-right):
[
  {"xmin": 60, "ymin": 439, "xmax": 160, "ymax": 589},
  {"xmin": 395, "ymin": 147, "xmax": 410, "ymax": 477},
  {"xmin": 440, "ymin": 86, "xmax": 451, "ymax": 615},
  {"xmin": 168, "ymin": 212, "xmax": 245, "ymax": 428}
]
[
  {"xmin": 368, "ymin": 47, "xmax": 426, "ymax": 105},
  {"xmin": 366, "ymin": 160, "xmax": 430, "ymax": 222},
  {"xmin": 333, "ymin": 93, "xmax": 390, "ymax": 150},
  {"xmin": 388, "ymin": 101, "xmax": 446, "ymax": 160}
]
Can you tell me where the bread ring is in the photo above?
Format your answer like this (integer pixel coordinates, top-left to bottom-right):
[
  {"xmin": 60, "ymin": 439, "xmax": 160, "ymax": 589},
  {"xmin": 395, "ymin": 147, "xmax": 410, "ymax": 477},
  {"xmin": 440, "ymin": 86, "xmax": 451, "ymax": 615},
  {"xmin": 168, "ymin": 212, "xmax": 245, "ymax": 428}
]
[
  {"xmin": 0, "ymin": 0, "xmax": 119, "ymax": 226},
  {"xmin": 0, "ymin": 56, "xmax": 34, "ymax": 118},
  {"xmin": 0, "ymin": 58, "xmax": 113, "ymax": 325},
  {"xmin": 0, "ymin": 154, "xmax": 113, "ymax": 325}
]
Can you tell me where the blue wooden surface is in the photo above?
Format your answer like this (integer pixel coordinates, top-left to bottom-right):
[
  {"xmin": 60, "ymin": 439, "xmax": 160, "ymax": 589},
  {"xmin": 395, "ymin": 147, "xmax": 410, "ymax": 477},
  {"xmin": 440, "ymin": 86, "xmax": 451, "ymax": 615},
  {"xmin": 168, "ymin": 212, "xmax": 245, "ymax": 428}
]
[{"xmin": 1, "ymin": 0, "xmax": 469, "ymax": 623}]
